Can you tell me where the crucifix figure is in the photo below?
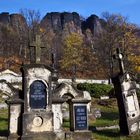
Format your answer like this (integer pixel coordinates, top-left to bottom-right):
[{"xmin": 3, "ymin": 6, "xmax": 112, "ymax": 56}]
[
  {"xmin": 30, "ymin": 35, "xmax": 44, "ymax": 64},
  {"xmin": 113, "ymin": 48, "xmax": 125, "ymax": 75}
]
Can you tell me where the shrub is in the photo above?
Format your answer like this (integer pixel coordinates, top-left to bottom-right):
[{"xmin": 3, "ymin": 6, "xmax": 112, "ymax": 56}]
[{"xmin": 77, "ymin": 83, "xmax": 112, "ymax": 98}]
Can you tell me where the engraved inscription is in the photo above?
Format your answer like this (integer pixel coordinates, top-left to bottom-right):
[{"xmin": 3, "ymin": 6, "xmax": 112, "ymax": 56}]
[
  {"xmin": 74, "ymin": 105, "xmax": 87, "ymax": 130},
  {"xmin": 30, "ymin": 80, "xmax": 47, "ymax": 109}
]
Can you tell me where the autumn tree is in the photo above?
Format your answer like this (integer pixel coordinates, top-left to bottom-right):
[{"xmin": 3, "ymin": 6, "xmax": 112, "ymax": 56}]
[
  {"xmin": 81, "ymin": 29, "xmax": 102, "ymax": 78},
  {"xmin": 0, "ymin": 24, "xmax": 24, "ymax": 70},
  {"xmin": 127, "ymin": 30, "xmax": 140, "ymax": 76},
  {"xmin": 94, "ymin": 12, "xmax": 140, "ymax": 78},
  {"xmin": 60, "ymin": 32, "xmax": 83, "ymax": 80}
]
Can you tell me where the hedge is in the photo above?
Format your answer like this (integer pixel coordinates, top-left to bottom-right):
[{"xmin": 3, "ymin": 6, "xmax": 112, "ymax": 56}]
[{"xmin": 77, "ymin": 83, "xmax": 113, "ymax": 98}]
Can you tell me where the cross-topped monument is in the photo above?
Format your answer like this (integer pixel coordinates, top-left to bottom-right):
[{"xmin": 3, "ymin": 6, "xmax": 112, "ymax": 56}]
[
  {"xmin": 112, "ymin": 48, "xmax": 140, "ymax": 135},
  {"xmin": 30, "ymin": 35, "xmax": 45, "ymax": 64},
  {"xmin": 113, "ymin": 48, "xmax": 125, "ymax": 75}
]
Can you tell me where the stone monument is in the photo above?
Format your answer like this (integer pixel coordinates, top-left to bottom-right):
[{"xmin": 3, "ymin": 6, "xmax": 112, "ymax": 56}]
[
  {"xmin": 52, "ymin": 82, "xmax": 92, "ymax": 140},
  {"xmin": 6, "ymin": 34, "xmax": 92, "ymax": 140},
  {"xmin": 112, "ymin": 48, "xmax": 140, "ymax": 135},
  {"xmin": 21, "ymin": 35, "xmax": 55, "ymax": 139}
]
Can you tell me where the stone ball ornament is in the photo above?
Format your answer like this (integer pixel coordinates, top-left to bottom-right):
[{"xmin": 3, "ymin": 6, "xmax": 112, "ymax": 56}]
[{"xmin": 33, "ymin": 116, "xmax": 43, "ymax": 127}]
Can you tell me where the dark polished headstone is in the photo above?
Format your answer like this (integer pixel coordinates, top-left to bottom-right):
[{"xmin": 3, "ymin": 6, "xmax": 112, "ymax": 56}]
[
  {"xmin": 69, "ymin": 99, "xmax": 90, "ymax": 132},
  {"xmin": 74, "ymin": 105, "xmax": 87, "ymax": 130},
  {"xmin": 30, "ymin": 80, "xmax": 47, "ymax": 109}
]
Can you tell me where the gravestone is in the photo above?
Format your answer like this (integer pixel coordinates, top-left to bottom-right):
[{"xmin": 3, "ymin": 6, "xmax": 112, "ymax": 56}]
[
  {"xmin": 112, "ymin": 48, "xmax": 140, "ymax": 135},
  {"xmin": 21, "ymin": 35, "xmax": 55, "ymax": 139},
  {"xmin": 6, "ymin": 34, "xmax": 92, "ymax": 140},
  {"xmin": 21, "ymin": 65, "xmax": 55, "ymax": 140},
  {"xmin": 52, "ymin": 82, "xmax": 92, "ymax": 139},
  {"xmin": 74, "ymin": 105, "xmax": 87, "ymax": 130}
]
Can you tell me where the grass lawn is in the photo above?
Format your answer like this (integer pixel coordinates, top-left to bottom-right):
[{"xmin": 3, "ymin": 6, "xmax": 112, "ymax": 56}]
[
  {"xmin": 90, "ymin": 98, "xmax": 140, "ymax": 140},
  {"xmin": 62, "ymin": 98, "xmax": 140, "ymax": 140},
  {"xmin": 0, "ymin": 98, "xmax": 140, "ymax": 139},
  {"xmin": 89, "ymin": 98, "xmax": 119, "ymax": 127},
  {"xmin": 0, "ymin": 108, "xmax": 8, "ymax": 137},
  {"xmin": 0, "ymin": 109, "xmax": 8, "ymax": 131},
  {"xmin": 93, "ymin": 129, "xmax": 140, "ymax": 140}
]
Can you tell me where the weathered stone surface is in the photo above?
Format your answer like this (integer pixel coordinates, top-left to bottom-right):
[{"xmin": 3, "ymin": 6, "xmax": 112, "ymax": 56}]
[
  {"xmin": 41, "ymin": 12, "xmax": 61, "ymax": 31},
  {"xmin": 0, "ymin": 12, "xmax": 27, "ymax": 30},
  {"xmin": 10, "ymin": 14, "xmax": 27, "ymax": 31},
  {"xmin": 112, "ymin": 48, "xmax": 140, "ymax": 135},
  {"xmin": 0, "ymin": 80, "xmax": 20, "ymax": 97},
  {"xmin": 65, "ymin": 131, "xmax": 92, "ymax": 140},
  {"xmin": 21, "ymin": 132, "xmax": 62, "ymax": 140},
  {"xmin": 0, "ymin": 71, "xmax": 22, "ymax": 83},
  {"xmin": 22, "ymin": 111, "xmax": 53, "ymax": 134},
  {"xmin": 52, "ymin": 82, "xmax": 83, "ymax": 99},
  {"xmin": 52, "ymin": 104, "xmax": 63, "ymax": 132},
  {"xmin": 0, "ymin": 12, "xmax": 10, "ymax": 24},
  {"xmin": 0, "ymin": 11, "xmax": 103, "ymax": 36},
  {"xmin": 82, "ymin": 14, "xmax": 103, "ymax": 35},
  {"xmin": 9, "ymin": 104, "xmax": 21, "ymax": 134},
  {"xmin": 40, "ymin": 12, "xmax": 81, "ymax": 31}
]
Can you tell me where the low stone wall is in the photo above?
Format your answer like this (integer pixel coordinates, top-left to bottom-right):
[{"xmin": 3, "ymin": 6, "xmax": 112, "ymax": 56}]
[{"xmin": 58, "ymin": 78, "xmax": 109, "ymax": 84}]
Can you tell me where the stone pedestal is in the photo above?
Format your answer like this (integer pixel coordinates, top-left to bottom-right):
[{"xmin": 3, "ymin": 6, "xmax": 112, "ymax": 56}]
[
  {"xmin": 52, "ymin": 104, "xmax": 63, "ymax": 132},
  {"xmin": 65, "ymin": 131, "xmax": 92, "ymax": 140},
  {"xmin": 22, "ymin": 111, "xmax": 53, "ymax": 136},
  {"xmin": 6, "ymin": 99, "xmax": 23, "ymax": 140},
  {"xmin": 112, "ymin": 73, "xmax": 140, "ymax": 135},
  {"xmin": 21, "ymin": 132, "xmax": 60, "ymax": 140}
]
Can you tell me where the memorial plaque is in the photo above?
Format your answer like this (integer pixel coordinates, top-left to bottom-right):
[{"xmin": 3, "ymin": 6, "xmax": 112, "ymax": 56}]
[
  {"xmin": 74, "ymin": 105, "xmax": 87, "ymax": 130},
  {"xmin": 30, "ymin": 80, "xmax": 47, "ymax": 109}
]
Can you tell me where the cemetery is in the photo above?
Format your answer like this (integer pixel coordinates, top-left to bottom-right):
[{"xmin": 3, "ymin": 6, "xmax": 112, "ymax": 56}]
[
  {"xmin": 1, "ymin": 9, "xmax": 140, "ymax": 140},
  {"xmin": 0, "ymin": 35, "xmax": 92, "ymax": 140},
  {"xmin": 0, "ymin": 35, "xmax": 140, "ymax": 140},
  {"xmin": 0, "ymin": 0, "xmax": 140, "ymax": 138}
]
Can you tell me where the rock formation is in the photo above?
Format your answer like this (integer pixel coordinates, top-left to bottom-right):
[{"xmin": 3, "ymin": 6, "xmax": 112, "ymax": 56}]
[{"xmin": 40, "ymin": 12, "xmax": 82, "ymax": 32}]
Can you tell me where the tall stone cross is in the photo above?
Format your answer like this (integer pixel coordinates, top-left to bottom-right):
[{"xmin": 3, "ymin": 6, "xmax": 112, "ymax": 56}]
[
  {"xmin": 30, "ymin": 35, "xmax": 44, "ymax": 64},
  {"xmin": 113, "ymin": 48, "xmax": 125, "ymax": 75}
]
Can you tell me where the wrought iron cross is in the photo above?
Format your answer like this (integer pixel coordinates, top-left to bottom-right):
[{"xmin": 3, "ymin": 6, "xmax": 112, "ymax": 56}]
[
  {"xmin": 113, "ymin": 48, "xmax": 125, "ymax": 75},
  {"xmin": 30, "ymin": 35, "xmax": 44, "ymax": 64}
]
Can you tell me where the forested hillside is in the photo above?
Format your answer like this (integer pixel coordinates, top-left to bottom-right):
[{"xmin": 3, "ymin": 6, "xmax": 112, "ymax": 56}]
[{"xmin": 0, "ymin": 10, "xmax": 140, "ymax": 79}]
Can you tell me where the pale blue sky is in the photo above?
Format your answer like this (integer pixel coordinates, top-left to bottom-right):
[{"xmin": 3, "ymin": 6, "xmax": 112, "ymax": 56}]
[{"xmin": 0, "ymin": 0, "xmax": 140, "ymax": 25}]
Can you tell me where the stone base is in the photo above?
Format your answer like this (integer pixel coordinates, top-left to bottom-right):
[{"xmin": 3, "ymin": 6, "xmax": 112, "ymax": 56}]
[
  {"xmin": 21, "ymin": 132, "xmax": 64, "ymax": 140},
  {"xmin": 21, "ymin": 131, "xmax": 93, "ymax": 140},
  {"xmin": 8, "ymin": 134, "xmax": 20, "ymax": 140},
  {"xmin": 22, "ymin": 111, "xmax": 53, "ymax": 135},
  {"xmin": 65, "ymin": 131, "xmax": 92, "ymax": 140}
]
